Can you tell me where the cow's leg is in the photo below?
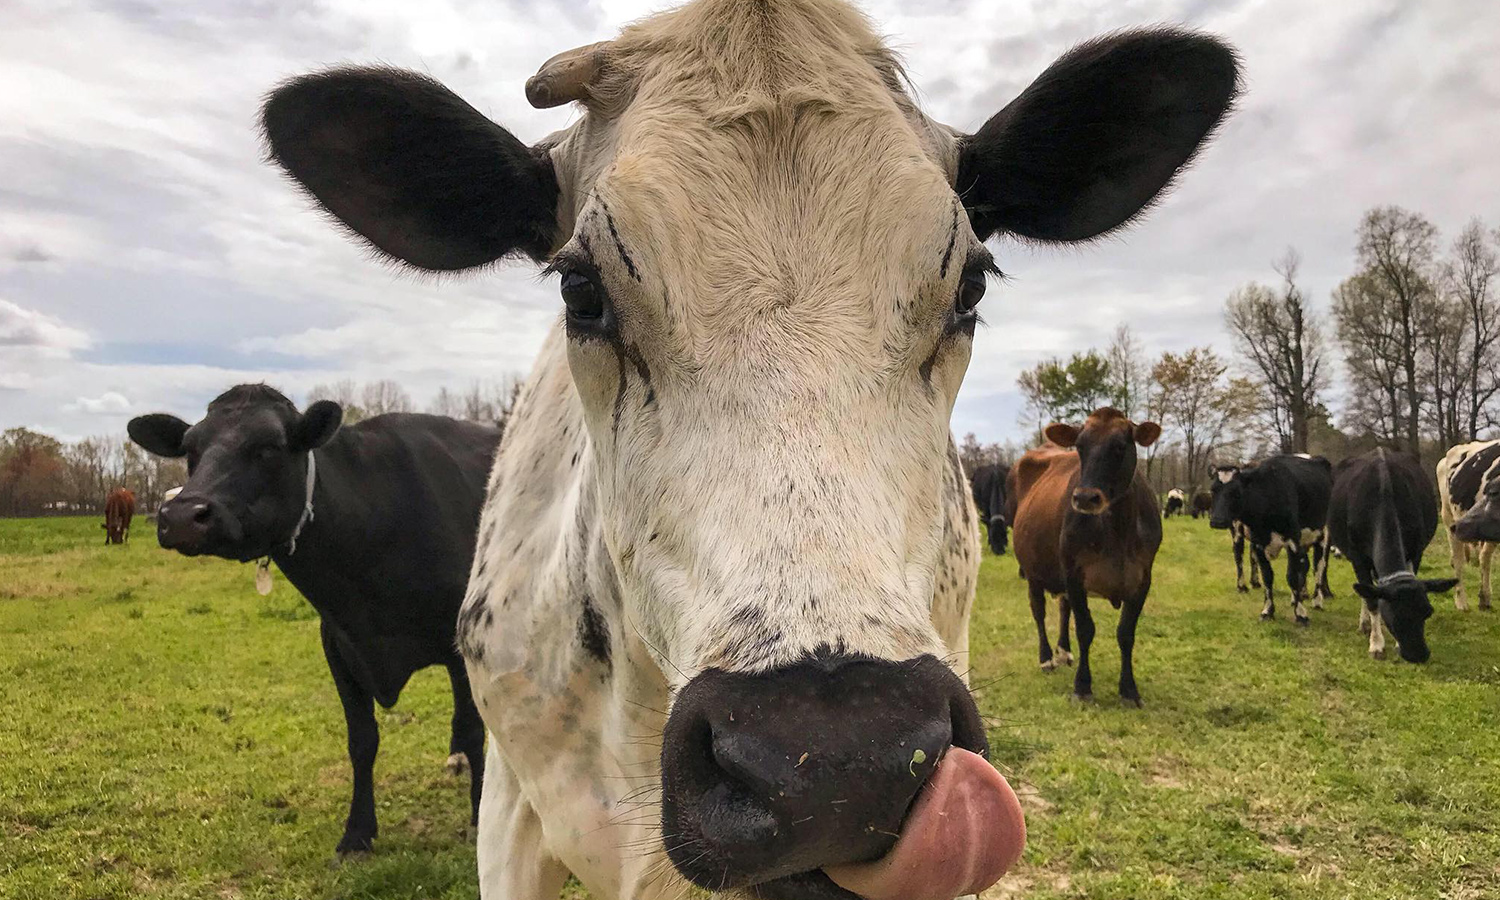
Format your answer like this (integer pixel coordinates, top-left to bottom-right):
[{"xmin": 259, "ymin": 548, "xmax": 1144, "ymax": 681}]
[
  {"xmin": 446, "ymin": 662, "xmax": 486, "ymax": 831},
  {"xmin": 1067, "ymin": 577, "xmax": 1094, "ymax": 702},
  {"xmin": 320, "ymin": 621, "xmax": 380, "ymax": 856},
  {"xmin": 1288, "ymin": 548, "xmax": 1311, "ymax": 626},
  {"xmin": 1116, "ymin": 580, "xmax": 1148, "ymax": 708},
  {"xmin": 1480, "ymin": 543, "xmax": 1494, "ymax": 610},
  {"xmin": 1255, "ymin": 545, "xmax": 1276, "ymax": 620},
  {"xmin": 1250, "ymin": 544, "xmax": 1262, "ymax": 589},
  {"xmin": 1312, "ymin": 532, "xmax": 1332, "ymax": 607},
  {"xmin": 477, "ymin": 741, "xmax": 570, "ymax": 900},
  {"xmin": 1367, "ymin": 604, "xmax": 1387, "ymax": 659},
  {"xmin": 1027, "ymin": 580, "xmax": 1056, "ymax": 670},
  {"xmin": 1448, "ymin": 526, "xmax": 1471, "ymax": 610},
  {"xmin": 1233, "ymin": 532, "xmax": 1249, "ymax": 593},
  {"xmin": 1055, "ymin": 593, "xmax": 1074, "ymax": 666}
]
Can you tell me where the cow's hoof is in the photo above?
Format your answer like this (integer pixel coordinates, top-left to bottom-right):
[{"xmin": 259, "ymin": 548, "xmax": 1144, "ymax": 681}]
[
  {"xmin": 1070, "ymin": 691, "xmax": 1094, "ymax": 704},
  {"xmin": 1260, "ymin": 612, "xmax": 1274, "ymax": 621},
  {"xmin": 1481, "ymin": 600, "xmax": 1493, "ymax": 611},
  {"xmin": 1055, "ymin": 650, "xmax": 1074, "ymax": 667},
  {"xmin": 1313, "ymin": 600, "xmax": 1325, "ymax": 611},
  {"xmin": 1295, "ymin": 616, "xmax": 1310, "ymax": 627},
  {"xmin": 1369, "ymin": 649, "xmax": 1386, "ymax": 661},
  {"xmin": 1359, "ymin": 620, "xmax": 1372, "ymax": 635},
  {"xmin": 1039, "ymin": 657, "xmax": 1057, "ymax": 672},
  {"xmin": 1120, "ymin": 696, "xmax": 1143, "ymax": 709},
  {"xmin": 1237, "ymin": 585, "xmax": 1249, "ymax": 594},
  {"xmin": 333, "ymin": 842, "xmax": 373, "ymax": 864},
  {"xmin": 444, "ymin": 752, "xmax": 469, "ymax": 776}
]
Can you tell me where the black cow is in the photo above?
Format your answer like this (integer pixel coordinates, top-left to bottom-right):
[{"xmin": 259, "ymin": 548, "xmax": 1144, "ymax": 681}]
[
  {"xmin": 128, "ymin": 385, "xmax": 500, "ymax": 856},
  {"xmin": 1212, "ymin": 466, "xmax": 1263, "ymax": 594},
  {"xmin": 1209, "ymin": 455, "xmax": 1333, "ymax": 624},
  {"xmin": 1329, "ymin": 449, "xmax": 1456, "ymax": 662},
  {"xmin": 1163, "ymin": 488, "xmax": 1185, "ymax": 518},
  {"xmin": 969, "ymin": 462, "xmax": 1011, "ymax": 555},
  {"xmin": 1190, "ymin": 490, "xmax": 1212, "ymax": 519}
]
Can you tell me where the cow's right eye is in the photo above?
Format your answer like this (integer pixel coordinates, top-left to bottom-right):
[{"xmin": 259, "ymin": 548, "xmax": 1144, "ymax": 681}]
[{"xmin": 561, "ymin": 270, "xmax": 604, "ymax": 322}]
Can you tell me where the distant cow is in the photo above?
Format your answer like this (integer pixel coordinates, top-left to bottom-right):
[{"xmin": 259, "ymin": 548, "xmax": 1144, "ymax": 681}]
[
  {"xmin": 1190, "ymin": 490, "xmax": 1213, "ymax": 518},
  {"xmin": 1163, "ymin": 488, "xmax": 1185, "ymax": 518},
  {"xmin": 1329, "ymin": 449, "xmax": 1455, "ymax": 662},
  {"xmin": 129, "ymin": 385, "xmax": 500, "ymax": 856},
  {"xmin": 970, "ymin": 463, "xmax": 1012, "ymax": 555},
  {"xmin": 103, "ymin": 488, "xmax": 134, "ymax": 544},
  {"xmin": 1209, "ymin": 455, "xmax": 1333, "ymax": 624},
  {"xmin": 1438, "ymin": 440, "xmax": 1500, "ymax": 610},
  {"xmin": 1012, "ymin": 408, "xmax": 1162, "ymax": 706}
]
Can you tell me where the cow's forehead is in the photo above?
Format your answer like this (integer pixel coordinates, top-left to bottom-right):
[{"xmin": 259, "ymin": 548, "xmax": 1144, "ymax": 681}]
[{"xmin": 191, "ymin": 405, "xmax": 290, "ymax": 447}]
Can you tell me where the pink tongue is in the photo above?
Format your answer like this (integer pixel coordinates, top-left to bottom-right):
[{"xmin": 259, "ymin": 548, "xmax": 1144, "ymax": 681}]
[{"xmin": 823, "ymin": 748, "xmax": 1026, "ymax": 900}]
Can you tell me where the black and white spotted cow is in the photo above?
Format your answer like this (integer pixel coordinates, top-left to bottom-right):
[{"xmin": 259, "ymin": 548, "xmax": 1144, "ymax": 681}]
[
  {"xmin": 1212, "ymin": 466, "xmax": 1262, "ymax": 593},
  {"xmin": 1439, "ymin": 439, "xmax": 1500, "ymax": 610},
  {"xmin": 1163, "ymin": 487, "xmax": 1185, "ymax": 518},
  {"xmin": 260, "ymin": 2, "xmax": 1238, "ymax": 896},
  {"xmin": 1209, "ymin": 455, "xmax": 1333, "ymax": 624},
  {"xmin": 970, "ymin": 462, "xmax": 1012, "ymax": 554},
  {"xmin": 129, "ymin": 386, "xmax": 500, "ymax": 856},
  {"xmin": 1329, "ymin": 448, "xmax": 1456, "ymax": 662}
]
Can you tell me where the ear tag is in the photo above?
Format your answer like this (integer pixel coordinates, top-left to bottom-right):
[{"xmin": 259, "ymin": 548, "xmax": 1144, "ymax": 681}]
[{"xmin": 255, "ymin": 557, "xmax": 273, "ymax": 596}]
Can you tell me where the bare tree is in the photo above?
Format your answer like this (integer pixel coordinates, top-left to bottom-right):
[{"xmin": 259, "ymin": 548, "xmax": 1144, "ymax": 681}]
[
  {"xmin": 360, "ymin": 379, "xmax": 413, "ymax": 417},
  {"xmin": 1151, "ymin": 347, "xmax": 1232, "ymax": 489},
  {"xmin": 1351, "ymin": 206, "xmax": 1440, "ymax": 453},
  {"xmin": 1443, "ymin": 219, "xmax": 1500, "ymax": 439},
  {"xmin": 1333, "ymin": 270, "xmax": 1408, "ymax": 445},
  {"xmin": 307, "ymin": 379, "xmax": 367, "ymax": 423},
  {"xmin": 1224, "ymin": 248, "xmax": 1327, "ymax": 452},
  {"xmin": 1105, "ymin": 324, "xmax": 1149, "ymax": 421}
]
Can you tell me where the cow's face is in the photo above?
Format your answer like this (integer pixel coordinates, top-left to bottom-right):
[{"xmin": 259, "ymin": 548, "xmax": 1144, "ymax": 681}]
[
  {"xmin": 1046, "ymin": 408, "xmax": 1159, "ymax": 515},
  {"xmin": 128, "ymin": 386, "xmax": 341, "ymax": 562},
  {"xmin": 263, "ymin": 3, "xmax": 1236, "ymax": 895},
  {"xmin": 1454, "ymin": 478, "xmax": 1500, "ymax": 542},
  {"xmin": 1208, "ymin": 466, "xmax": 1242, "ymax": 529},
  {"xmin": 1353, "ymin": 575, "xmax": 1455, "ymax": 664}
]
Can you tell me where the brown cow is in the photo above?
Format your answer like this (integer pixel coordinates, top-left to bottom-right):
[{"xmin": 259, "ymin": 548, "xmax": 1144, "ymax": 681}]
[
  {"xmin": 1011, "ymin": 408, "xmax": 1162, "ymax": 706},
  {"xmin": 103, "ymin": 488, "xmax": 135, "ymax": 544}
]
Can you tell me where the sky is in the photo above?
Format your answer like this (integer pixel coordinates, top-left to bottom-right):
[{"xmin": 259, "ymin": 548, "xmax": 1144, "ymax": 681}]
[{"xmin": 2, "ymin": 0, "xmax": 1497, "ymax": 444}]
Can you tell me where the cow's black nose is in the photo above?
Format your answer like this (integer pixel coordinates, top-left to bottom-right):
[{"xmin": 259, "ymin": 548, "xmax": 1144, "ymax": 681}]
[
  {"xmin": 157, "ymin": 497, "xmax": 215, "ymax": 551},
  {"xmin": 660, "ymin": 653, "xmax": 986, "ymax": 898},
  {"xmin": 1071, "ymin": 487, "xmax": 1106, "ymax": 514}
]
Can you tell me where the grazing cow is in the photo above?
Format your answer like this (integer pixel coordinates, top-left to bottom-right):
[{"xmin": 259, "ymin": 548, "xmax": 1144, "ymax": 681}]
[
  {"xmin": 1163, "ymin": 488, "xmax": 1185, "ymax": 518},
  {"xmin": 128, "ymin": 386, "xmax": 499, "ymax": 856},
  {"xmin": 102, "ymin": 488, "xmax": 134, "ymax": 544},
  {"xmin": 1438, "ymin": 440, "xmax": 1500, "ymax": 610},
  {"xmin": 970, "ymin": 462, "xmax": 1012, "ymax": 554},
  {"xmin": 1328, "ymin": 449, "xmax": 1456, "ymax": 662},
  {"xmin": 1209, "ymin": 455, "xmax": 1333, "ymax": 624},
  {"xmin": 262, "ymin": 2, "xmax": 1237, "ymax": 895},
  {"xmin": 1190, "ymin": 489, "xmax": 1213, "ymax": 518},
  {"xmin": 1212, "ymin": 466, "xmax": 1262, "ymax": 593},
  {"xmin": 1011, "ymin": 409, "xmax": 1163, "ymax": 706}
]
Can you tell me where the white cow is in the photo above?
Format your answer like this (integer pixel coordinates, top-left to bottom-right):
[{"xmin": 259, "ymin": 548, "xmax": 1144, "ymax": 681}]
[
  {"xmin": 1437, "ymin": 440, "xmax": 1500, "ymax": 610},
  {"xmin": 262, "ymin": 2, "xmax": 1239, "ymax": 897}
]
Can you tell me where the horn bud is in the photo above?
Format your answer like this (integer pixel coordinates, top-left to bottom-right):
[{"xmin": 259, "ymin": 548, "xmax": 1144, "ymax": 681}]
[{"xmin": 526, "ymin": 41, "xmax": 612, "ymax": 109}]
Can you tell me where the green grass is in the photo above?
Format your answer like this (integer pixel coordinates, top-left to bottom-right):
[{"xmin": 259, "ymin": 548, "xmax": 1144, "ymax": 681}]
[{"xmin": 3, "ymin": 516, "xmax": 1498, "ymax": 899}]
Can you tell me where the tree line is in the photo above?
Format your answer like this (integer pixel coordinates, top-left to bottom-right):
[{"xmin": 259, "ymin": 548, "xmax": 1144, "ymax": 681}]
[
  {"xmin": 0, "ymin": 378, "xmax": 524, "ymax": 518},
  {"xmin": 970, "ymin": 205, "xmax": 1499, "ymax": 492}
]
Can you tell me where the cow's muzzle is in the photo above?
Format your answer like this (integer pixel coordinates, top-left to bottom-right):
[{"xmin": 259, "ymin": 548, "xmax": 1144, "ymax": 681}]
[
  {"xmin": 659, "ymin": 653, "xmax": 1023, "ymax": 900},
  {"xmin": 1453, "ymin": 508, "xmax": 1500, "ymax": 544},
  {"xmin": 1070, "ymin": 487, "xmax": 1109, "ymax": 515},
  {"xmin": 157, "ymin": 495, "xmax": 243, "ymax": 556}
]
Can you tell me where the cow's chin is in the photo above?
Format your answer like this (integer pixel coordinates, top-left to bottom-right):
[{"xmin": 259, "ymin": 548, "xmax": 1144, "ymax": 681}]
[{"xmin": 745, "ymin": 870, "xmax": 861, "ymax": 900}]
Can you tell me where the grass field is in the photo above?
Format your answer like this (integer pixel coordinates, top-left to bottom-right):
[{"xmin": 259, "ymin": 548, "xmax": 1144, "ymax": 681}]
[{"xmin": 3, "ymin": 515, "xmax": 1498, "ymax": 900}]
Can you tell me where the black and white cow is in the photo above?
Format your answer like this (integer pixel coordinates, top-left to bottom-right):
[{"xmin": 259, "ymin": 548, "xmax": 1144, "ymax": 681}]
[
  {"xmin": 1209, "ymin": 455, "xmax": 1333, "ymax": 624},
  {"xmin": 1329, "ymin": 448, "xmax": 1456, "ymax": 662},
  {"xmin": 1212, "ymin": 466, "xmax": 1262, "ymax": 593},
  {"xmin": 129, "ymin": 385, "xmax": 499, "ymax": 855},
  {"xmin": 260, "ymin": 2, "xmax": 1238, "ymax": 895},
  {"xmin": 1163, "ymin": 487, "xmax": 1185, "ymax": 518},
  {"xmin": 1439, "ymin": 439, "xmax": 1500, "ymax": 610},
  {"xmin": 970, "ymin": 462, "xmax": 1011, "ymax": 554}
]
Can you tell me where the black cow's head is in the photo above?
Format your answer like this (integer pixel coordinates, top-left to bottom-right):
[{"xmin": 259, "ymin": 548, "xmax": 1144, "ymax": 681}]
[
  {"xmin": 1207, "ymin": 464, "xmax": 1241, "ymax": 529},
  {"xmin": 1454, "ymin": 477, "xmax": 1500, "ymax": 543},
  {"xmin": 1352, "ymin": 574, "xmax": 1456, "ymax": 664},
  {"xmin": 1045, "ymin": 407, "xmax": 1159, "ymax": 516},
  {"xmin": 128, "ymin": 385, "xmax": 341, "ymax": 562}
]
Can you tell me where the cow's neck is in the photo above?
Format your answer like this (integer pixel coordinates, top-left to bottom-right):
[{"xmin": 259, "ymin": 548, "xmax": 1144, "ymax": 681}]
[
  {"xmin": 268, "ymin": 442, "xmax": 356, "ymax": 611},
  {"xmin": 1370, "ymin": 454, "xmax": 1410, "ymax": 578}
]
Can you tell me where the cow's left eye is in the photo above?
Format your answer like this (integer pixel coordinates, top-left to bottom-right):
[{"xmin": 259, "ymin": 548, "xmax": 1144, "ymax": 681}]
[
  {"xmin": 561, "ymin": 270, "xmax": 605, "ymax": 321},
  {"xmin": 956, "ymin": 271, "xmax": 986, "ymax": 315}
]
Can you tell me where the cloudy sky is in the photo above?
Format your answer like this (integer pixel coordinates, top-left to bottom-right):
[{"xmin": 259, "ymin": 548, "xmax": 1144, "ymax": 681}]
[{"xmin": 2, "ymin": 0, "xmax": 1497, "ymax": 443}]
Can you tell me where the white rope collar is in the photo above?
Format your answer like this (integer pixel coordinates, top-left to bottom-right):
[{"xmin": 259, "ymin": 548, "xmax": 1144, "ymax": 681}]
[
  {"xmin": 286, "ymin": 450, "xmax": 316, "ymax": 556},
  {"xmin": 1374, "ymin": 570, "xmax": 1417, "ymax": 588}
]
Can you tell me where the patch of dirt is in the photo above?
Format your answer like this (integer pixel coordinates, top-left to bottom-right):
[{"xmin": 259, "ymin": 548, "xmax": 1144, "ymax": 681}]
[
  {"xmin": 1013, "ymin": 782, "xmax": 1054, "ymax": 813},
  {"xmin": 983, "ymin": 872, "xmax": 1072, "ymax": 898}
]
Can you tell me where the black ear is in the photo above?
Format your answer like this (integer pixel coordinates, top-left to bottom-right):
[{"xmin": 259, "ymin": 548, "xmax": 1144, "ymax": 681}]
[
  {"xmin": 262, "ymin": 67, "xmax": 560, "ymax": 271},
  {"xmin": 1422, "ymin": 578, "xmax": 1460, "ymax": 595},
  {"xmin": 957, "ymin": 29, "xmax": 1240, "ymax": 242},
  {"xmin": 128, "ymin": 414, "xmax": 190, "ymax": 458},
  {"xmin": 292, "ymin": 401, "xmax": 343, "ymax": 451}
]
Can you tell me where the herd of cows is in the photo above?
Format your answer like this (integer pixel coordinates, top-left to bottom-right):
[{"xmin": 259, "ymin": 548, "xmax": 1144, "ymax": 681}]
[{"xmin": 43, "ymin": 1, "xmax": 1493, "ymax": 897}]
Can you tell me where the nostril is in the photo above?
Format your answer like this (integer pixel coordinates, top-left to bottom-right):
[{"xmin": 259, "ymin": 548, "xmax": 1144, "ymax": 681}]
[
  {"xmin": 698, "ymin": 782, "xmax": 779, "ymax": 849},
  {"xmin": 190, "ymin": 503, "xmax": 212, "ymax": 524}
]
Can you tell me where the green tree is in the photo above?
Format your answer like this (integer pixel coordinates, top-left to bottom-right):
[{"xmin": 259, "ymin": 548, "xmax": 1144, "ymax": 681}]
[{"xmin": 1017, "ymin": 350, "xmax": 1119, "ymax": 431}]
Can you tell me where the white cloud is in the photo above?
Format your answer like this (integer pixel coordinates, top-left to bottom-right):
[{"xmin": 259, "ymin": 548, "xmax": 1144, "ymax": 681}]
[
  {"xmin": 0, "ymin": 298, "xmax": 91, "ymax": 358},
  {"xmin": 66, "ymin": 391, "xmax": 131, "ymax": 414}
]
